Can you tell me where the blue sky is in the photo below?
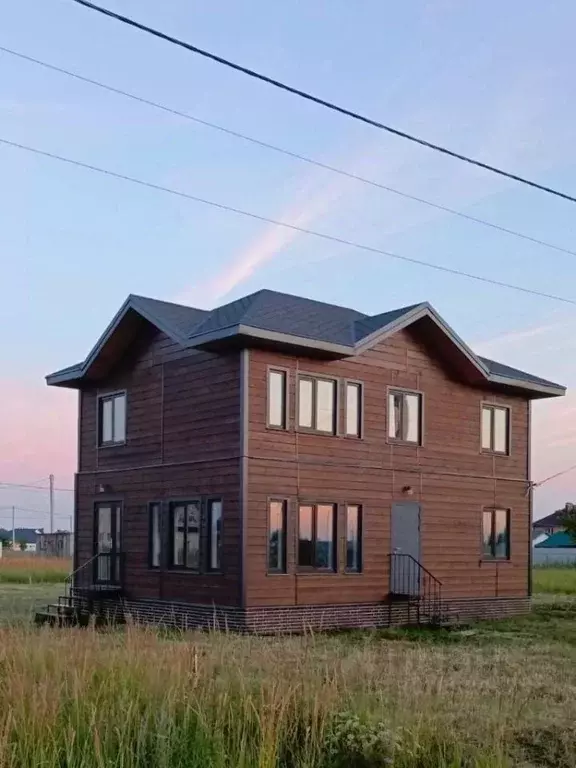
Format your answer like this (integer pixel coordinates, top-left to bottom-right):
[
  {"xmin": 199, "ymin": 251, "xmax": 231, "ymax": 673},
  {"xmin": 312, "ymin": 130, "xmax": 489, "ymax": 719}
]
[{"xmin": 1, "ymin": 0, "xmax": 576, "ymax": 528}]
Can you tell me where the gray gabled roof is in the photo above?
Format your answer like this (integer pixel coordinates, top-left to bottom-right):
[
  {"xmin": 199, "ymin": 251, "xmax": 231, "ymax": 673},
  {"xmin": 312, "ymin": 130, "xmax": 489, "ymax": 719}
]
[{"xmin": 46, "ymin": 288, "xmax": 566, "ymax": 398}]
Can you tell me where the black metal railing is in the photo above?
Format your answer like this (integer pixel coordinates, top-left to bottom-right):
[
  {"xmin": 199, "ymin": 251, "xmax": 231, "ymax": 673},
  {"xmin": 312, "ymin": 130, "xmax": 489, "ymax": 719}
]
[
  {"xmin": 65, "ymin": 553, "xmax": 123, "ymax": 599},
  {"xmin": 390, "ymin": 553, "xmax": 443, "ymax": 624}
]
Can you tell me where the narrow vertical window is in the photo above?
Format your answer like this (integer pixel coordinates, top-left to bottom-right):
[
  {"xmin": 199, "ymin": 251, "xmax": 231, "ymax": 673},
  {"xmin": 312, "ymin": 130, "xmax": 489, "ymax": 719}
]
[
  {"xmin": 207, "ymin": 499, "xmax": 222, "ymax": 571},
  {"xmin": 98, "ymin": 392, "xmax": 126, "ymax": 445},
  {"xmin": 345, "ymin": 382, "xmax": 362, "ymax": 437},
  {"xmin": 481, "ymin": 405, "xmax": 510, "ymax": 454},
  {"xmin": 482, "ymin": 508, "xmax": 510, "ymax": 559},
  {"xmin": 388, "ymin": 390, "xmax": 422, "ymax": 444},
  {"xmin": 268, "ymin": 370, "xmax": 287, "ymax": 428},
  {"xmin": 149, "ymin": 502, "xmax": 161, "ymax": 568},
  {"xmin": 298, "ymin": 504, "xmax": 314, "ymax": 567},
  {"xmin": 268, "ymin": 499, "xmax": 287, "ymax": 573},
  {"xmin": 346, "ymin": 505, "xmax": 362, "ymax": 572},
  {"xmin": 298, "ymin": 378, "xmax": 314, "ymax": 428}
]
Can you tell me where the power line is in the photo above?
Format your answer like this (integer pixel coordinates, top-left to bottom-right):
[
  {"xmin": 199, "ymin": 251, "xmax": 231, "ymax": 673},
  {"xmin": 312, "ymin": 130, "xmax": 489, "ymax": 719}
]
[
  {"xmin": 534, "ymin": 464, "xmax": 576, "ymax": 488},
  {"xmin": 0, "ymin": 480, "xmax": 74, "ymax": 492},
  {"xmin": 3, "ymin": 46, "xmax": 576, "ymax": 262},
  {"xmin": 2, "ymin": 135, "xmax": 576, "ymax": 306},
  {"xmin": 71, "ymin": 0, "xmax": 576, "ymax": 205}
]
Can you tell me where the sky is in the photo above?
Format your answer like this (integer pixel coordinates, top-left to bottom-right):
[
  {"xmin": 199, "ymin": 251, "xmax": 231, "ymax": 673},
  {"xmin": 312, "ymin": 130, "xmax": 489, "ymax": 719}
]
[{"xmin": 1, "ymin": 0, "xmax": 576, "ymax": 529}]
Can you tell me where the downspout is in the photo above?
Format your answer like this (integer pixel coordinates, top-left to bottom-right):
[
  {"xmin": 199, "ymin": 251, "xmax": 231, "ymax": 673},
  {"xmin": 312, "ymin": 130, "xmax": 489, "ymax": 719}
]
[
  {"xmin": 527, "ymin": 401, "xmax": 533, "ymax": 598},
  {"xmin": 240, "ymin": 349, "xmax": 249, "ymax": 609}
]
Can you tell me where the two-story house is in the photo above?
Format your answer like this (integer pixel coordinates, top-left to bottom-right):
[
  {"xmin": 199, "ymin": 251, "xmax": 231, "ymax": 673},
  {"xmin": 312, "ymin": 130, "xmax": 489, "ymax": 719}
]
[{"xmin": 42, "ymin": 290, "xmax": 565, "ymax": 631}]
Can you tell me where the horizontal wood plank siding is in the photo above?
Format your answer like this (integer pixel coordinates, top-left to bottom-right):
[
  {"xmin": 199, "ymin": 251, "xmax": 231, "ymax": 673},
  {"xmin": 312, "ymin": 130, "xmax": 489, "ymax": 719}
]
[
  {"xmin": 76, "ymin": 323, "xmax": 242, "ymax": 606},
  {"xmin": 246, "ymin": 324, "xmax": 530, "ymax": 607}
]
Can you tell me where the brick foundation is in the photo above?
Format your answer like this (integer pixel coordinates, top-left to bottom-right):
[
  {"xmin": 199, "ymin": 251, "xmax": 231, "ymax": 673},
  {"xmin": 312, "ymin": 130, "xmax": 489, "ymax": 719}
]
[{"xmin": 76, "ymin": 595, "xmax": 530, "ymax": 633}]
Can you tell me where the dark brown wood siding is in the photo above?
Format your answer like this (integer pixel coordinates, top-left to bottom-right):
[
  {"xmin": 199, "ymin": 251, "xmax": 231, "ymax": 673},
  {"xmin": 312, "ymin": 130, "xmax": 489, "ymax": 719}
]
[
  {"xmin": 76, "ymin": 323, "xmax": 242, "ymax": 606},
  {"xmin": 245, "ymin": 324, "xmax": 530, "ymax": 607}
]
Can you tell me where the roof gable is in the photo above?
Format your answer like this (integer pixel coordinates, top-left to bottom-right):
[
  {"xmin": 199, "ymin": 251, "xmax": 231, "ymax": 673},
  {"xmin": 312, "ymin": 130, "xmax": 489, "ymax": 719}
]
[{"xmin": 46, "ymin": 289, "xmax": 566, "ymax": 398}]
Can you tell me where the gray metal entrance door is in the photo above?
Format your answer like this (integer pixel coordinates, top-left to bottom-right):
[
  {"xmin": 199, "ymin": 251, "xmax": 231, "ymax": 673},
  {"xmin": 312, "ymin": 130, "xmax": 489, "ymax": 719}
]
[{"xmin": 390, "ymin": 502, "xmax": 421, "ymax": 594}]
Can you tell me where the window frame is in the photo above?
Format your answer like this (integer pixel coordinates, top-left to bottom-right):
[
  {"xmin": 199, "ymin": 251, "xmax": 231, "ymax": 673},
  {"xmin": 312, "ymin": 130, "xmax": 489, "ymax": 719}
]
[
  {"xmin": 344, "ymin": 504, "xmax": 363, "ymax": 573},
  {"xmin": 344, "ymin": 380, "xmax": 363, "ymax": 438},
  {"xmin": 482, "ymin": 507, "xmax": 511, "ymax": 561},
  {"xmin": 169, "ymin": 499, "xmax": 202, "ymax": 572},
  {"xmin": 206, "ymin": 497, "xmax": 223, "ymax": 572},
  {"xmin": 297, "ymin": 375, "xmax": 338, "ymax": 435},
  {"xmin": 148, "ymin": 501, "xmax": 162, "ymax": 569},
  {"xmin": 297, "ymin": 502, "xmax": 337, "ymax": 572},
  {"xmin": 97, "ymin": 390, "xmax": 127, "ymax": 447},
  {"xmin": 266, "ymin": 367, "xmax": 289, "ymax": 430},
  {"xmin": 267, "ymin": 498, "xmax": 288, "ymax": 574},
  {"xmin": 481, "ymin": 403, "xmax": 511, "ymax": 455},
  {"xmin": 387, "ymin": 387, "xmax": 423, "ymax": 446}
]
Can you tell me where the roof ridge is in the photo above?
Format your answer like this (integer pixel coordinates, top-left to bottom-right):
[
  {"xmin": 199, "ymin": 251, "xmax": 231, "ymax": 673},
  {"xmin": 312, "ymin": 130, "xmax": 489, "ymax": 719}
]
[{"xmin": 130, "ymin": 294, "xmax": 206, "ymax": 313}]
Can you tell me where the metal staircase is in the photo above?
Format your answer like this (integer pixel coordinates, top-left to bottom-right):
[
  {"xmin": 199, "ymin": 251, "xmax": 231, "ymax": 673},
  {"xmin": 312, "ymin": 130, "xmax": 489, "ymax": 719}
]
[
  {"xmin": 34, "ymin": 553, "xmax": 124, "ymax": 627},
  {"xmin": 389, "ymin": 553, "xmax": 447, "ymax": 626}
]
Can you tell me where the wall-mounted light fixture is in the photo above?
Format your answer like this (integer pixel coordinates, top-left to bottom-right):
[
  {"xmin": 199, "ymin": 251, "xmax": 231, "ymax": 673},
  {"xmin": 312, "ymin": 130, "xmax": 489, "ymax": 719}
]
[{"xmin": 402, "ymin": 485, "xmax": 414, "ymax": 496}]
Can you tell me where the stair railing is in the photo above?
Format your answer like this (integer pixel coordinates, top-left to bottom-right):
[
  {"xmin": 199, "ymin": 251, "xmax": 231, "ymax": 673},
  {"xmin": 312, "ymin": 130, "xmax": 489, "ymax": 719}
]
[{"xmin": 389, "ymin": 553, "xmax": 443, "ymax": 624}]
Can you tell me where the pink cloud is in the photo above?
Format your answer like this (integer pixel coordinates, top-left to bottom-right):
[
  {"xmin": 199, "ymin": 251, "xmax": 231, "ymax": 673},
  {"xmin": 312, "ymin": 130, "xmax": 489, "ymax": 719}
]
[{"xmin": 0, "ymin": 378, "xmax": 76, "ymax": 486}]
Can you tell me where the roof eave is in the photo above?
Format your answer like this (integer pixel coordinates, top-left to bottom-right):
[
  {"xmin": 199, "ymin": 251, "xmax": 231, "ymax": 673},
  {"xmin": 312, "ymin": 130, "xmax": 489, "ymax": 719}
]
[
  {"xmin": 188, "ymin": 324, "xmax": 353, "ymax": 356},
  {"xmin": 487, "ymin": 373, "xmax": 566, "ymax": 398}
]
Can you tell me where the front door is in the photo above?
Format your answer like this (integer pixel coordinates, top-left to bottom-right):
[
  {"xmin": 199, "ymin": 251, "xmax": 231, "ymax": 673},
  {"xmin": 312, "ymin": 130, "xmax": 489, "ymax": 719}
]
[
  {"xmin": 390, "ymin": 502, "xmax": 421, "ymax": 595},
  {"xmin": 95, "ymin": 502, "xmax": 122, "ymax": 584}
]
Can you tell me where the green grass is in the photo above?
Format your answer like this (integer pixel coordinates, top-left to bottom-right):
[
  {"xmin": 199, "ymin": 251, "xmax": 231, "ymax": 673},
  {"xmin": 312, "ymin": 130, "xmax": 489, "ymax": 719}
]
[
  {"xmin": 0, "ymin": 570, "xmax": 575, "ymax": 767},
  {"xmin": 533, "ymin": 566, "xmax": 576, "ymax": 595}
]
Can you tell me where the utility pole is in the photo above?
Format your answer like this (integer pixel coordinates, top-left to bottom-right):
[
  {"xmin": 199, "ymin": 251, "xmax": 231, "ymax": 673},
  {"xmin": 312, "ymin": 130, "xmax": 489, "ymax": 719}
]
[
  {"xmin": 49, "ymin": 474, "xmax": 55, "ymax": 534},
  {"xmin": 11, "ymin": 506, "xmax": 15, "ymax": 549}
]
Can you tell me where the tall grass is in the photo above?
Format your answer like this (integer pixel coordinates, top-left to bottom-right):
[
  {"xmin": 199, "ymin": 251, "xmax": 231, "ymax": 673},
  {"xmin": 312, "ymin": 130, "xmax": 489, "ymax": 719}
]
[
  {"xmin": 533, "ymin": 566, "xmax": 576, "ymax": 595},
  {"xmin": 0, "ymin": 555, "xmax": 71, "ymax": 583},
  {"xmin": 1, "ymin": 623, "xmax": 575, "ymax": 767}
]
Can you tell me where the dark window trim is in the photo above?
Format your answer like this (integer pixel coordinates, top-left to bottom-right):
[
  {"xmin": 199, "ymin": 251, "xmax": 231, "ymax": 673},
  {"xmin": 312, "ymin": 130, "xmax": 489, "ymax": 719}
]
[
  {"xmin": 266, "ymin": 367, "xmax": 289, "ymax": 430},
  {"xmin": 482, "ymin": 507, "xmax": 511, "ymax": 561},
  {"xmin": 97, "ymin": 390, "xmax": 127, "ymax": 448},
  {"xmin": 168, "ymin": 498, "xmax": 202, "ymax": 572},
  {"xmin": 206, "ymin": 497, "xmax": 223, "ymax": 572},
  {"xmin": 481, "ymin": 403, "xmax": 511, "ymax": 456},
  {"xmin": 386, "ymin": 387, "xmax": 423, "ymax": 446},
  {"xmin": 343, "ymin": 380, "xmax": 363, "ymax": 438},
  {"xmin": 148, "ymin": 501, "xmax": 162, "ymax": 569},
  {"xmin": 297, "ymin": 501, "xmax": 337, "ymax": 572},
  {"xmin": 297, "ymin": 375, "xmax": 337, "ymax": 435},
  {"xmin": 344, "ymin": 503, "xmax": 363, "ymax": 573},
  {"xmin": 93, "ymin": 500, "xmax": 123, "ymax": 584},
  {"xmin": 267, "ymin": 497, "xmax": 288, "ymax": 574}
]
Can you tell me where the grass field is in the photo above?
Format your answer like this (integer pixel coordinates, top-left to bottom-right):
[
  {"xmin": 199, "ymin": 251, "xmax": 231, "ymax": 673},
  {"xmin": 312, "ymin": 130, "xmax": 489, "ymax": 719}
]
[
  {"xmin": 533, "ymin": 565, "xmax": 576, "ymax": 595},
  {"xmin": 0, "ymin": 567, "xmax": 575, "ymax": 767},
  {"xmin": 0, "ymin": 555, "xmax": 71, "ymax": 584}
]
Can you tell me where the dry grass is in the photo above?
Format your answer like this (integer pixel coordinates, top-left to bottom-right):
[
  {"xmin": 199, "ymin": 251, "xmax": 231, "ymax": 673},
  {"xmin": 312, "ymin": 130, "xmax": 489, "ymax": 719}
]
[
  {"xmin": 0, "ymin": 555, "xmax": 71, "ymax": 583},
  {"xmin": 0, "ymin": 614, "xmax": 576, "ymax": 767}
]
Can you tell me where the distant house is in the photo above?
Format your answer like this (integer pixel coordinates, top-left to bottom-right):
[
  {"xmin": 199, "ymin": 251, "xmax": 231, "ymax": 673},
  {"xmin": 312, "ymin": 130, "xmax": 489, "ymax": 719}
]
[
  {"xmin": 532, "ymin": 508, "xmax": 569, "ymax": 539},
  {"xmin": 534, "ymin": 531, "xmax": 576, "ymax": 565},
  {"xmin": 36, "ymin": 531, "xmax": 73, "ymax": 558}
]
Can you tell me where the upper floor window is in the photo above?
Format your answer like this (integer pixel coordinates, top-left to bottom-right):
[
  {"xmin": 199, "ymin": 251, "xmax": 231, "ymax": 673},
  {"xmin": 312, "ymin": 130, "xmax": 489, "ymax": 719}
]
[
  {"xmin": 345, "ymin": 382, "xmax": 362, "ymax": 438},
  {"xmin": 298, "ymin": 376, "xmax": 336, "ymax": 434},
  {"xmin": 268, "ymin": 499, "xmax": 287, "ymax": 573},
  {"xmin": 298, "ymin": 503, "xmax": 336, "ymax": 570},
  {"xmin": 207, "ymin": 499, "xmax": 223, "ymax": 571},
  {"xmin": 267, "ymin": 369, "xmax": 287, "ymax": 429},
  {"xmin": 388, "ymin": 390, "xmax": 422, "ymax": 445},
  {"xmin": 482, "ymin": 508, "xmax": 510, "ymax": 559},
  {"xmin": 481, "ymin": 404, "xmax": 509, "ymax": 454},
  {"xmin": 98, "ymin": 392, "xmax": 126, "ymax": 446}
]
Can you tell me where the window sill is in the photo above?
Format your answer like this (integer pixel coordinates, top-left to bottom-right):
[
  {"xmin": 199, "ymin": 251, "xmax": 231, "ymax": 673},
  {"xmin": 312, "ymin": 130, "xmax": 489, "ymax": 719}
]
[
  {"xmin": 481, "ymin": 449, "xmax": 510, "ymax": 457},
  {"xmin": 387, "ymin": 438, "xmax": 421, "ymax": 447},
  {"xmin": 267, "ymin": 571, "xmax": 290, "ymax": 577},
  {"xmin": 296, "ymin": 427, "xmax": 337, "ymax": 437},
  {"xmin": 167, "ymin": 568, "xmax": 202, "ymax": 574},
  {"xmin": 98, "ymin": 441, "xmax": 127, "ymax": 449},
  {"xmin": 266, "ymin": 424, "xmax": 288, "ymax": 432},
  {"xmin": 296, "ymin": 569, "xmax": 337, "ymax": 575},
  {"xmin": 480, "ymin": 558, "xmax": 512, "ymax": 564},
  {"xmin": 344, "ymin": 570, "xmax": 363, "ymax": 575}
]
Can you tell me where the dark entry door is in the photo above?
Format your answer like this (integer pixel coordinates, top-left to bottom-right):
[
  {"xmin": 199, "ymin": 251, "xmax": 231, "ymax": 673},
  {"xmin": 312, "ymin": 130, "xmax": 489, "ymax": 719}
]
[
  {"xmin": 95, "ymin": 502, "xmax": 122, "ymax": 584},
  {"xmin": 390, "ymin": 502, "xmax": 421, "ymax": 595}
]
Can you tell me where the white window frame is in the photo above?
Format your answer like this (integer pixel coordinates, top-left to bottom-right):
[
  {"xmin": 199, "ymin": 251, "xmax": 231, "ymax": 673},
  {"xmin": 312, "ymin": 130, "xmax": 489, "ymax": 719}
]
[{"xmin": 481, "ymin": 403, "xmax": 510, "ymax": 455}]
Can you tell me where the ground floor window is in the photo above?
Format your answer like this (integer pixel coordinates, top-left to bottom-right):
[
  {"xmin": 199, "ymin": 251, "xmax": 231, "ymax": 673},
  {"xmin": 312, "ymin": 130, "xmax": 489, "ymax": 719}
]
[
  {"xmin": 170, "ymin": 500, "xmax": 201, "ymax": 570},
  {"xmin": 482, "ymin": 508, "xmax": 510, "ymax": 559},
  {"xmin": 268, "ymin": 499, "xmax": 287, "ymax": 573},
  {"xmin": 149, "ymin": 502, "xmax": 161, "ymax": 568},
  {"xmin": 298, "ymin": 503, "xmax": 336, "ymax": 570},
  {"xmin": 207, "ymin": 499, "xmax": 223, "ymax": 571},
  {"xmin": 345, "ymin": 504, "xmax": 362, "ymax": 572}
]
